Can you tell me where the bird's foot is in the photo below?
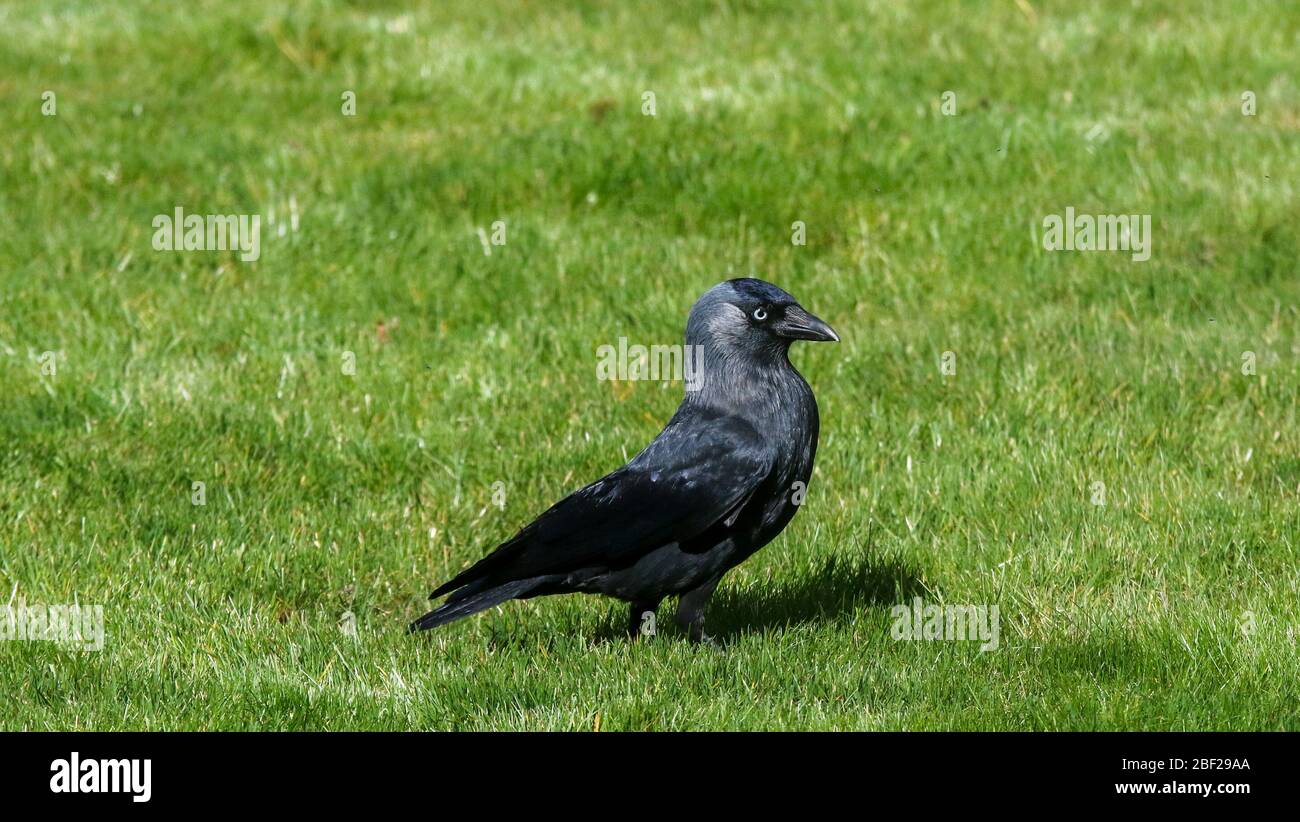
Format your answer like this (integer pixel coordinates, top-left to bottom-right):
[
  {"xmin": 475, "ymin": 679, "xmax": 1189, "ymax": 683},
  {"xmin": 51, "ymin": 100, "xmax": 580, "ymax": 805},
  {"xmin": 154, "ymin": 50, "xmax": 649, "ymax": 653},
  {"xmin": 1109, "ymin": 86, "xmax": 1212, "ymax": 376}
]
[
  {"xmin": 687, "ymin": 624, "xmax": 725, "ymax": 652},
  {"xmin": 698, "ymin": 633, "xmax": 726, "ymax": 653}
]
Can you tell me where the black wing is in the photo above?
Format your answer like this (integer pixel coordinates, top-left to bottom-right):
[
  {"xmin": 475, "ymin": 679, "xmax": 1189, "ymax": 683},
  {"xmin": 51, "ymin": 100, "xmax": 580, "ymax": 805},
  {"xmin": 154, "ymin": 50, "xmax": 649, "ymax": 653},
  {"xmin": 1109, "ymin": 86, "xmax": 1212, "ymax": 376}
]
[{"xmin": 430, "ymin": 408, "xmax": 773, "ymax": 597}]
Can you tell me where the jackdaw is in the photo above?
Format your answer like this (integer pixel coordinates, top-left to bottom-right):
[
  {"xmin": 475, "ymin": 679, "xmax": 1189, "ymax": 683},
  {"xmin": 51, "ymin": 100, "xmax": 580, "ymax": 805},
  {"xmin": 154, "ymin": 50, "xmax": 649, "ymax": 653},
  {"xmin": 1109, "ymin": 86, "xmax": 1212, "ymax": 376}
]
[{"xmin": 410, "ymin": 278, "xmax": 838, "ymax": 642}]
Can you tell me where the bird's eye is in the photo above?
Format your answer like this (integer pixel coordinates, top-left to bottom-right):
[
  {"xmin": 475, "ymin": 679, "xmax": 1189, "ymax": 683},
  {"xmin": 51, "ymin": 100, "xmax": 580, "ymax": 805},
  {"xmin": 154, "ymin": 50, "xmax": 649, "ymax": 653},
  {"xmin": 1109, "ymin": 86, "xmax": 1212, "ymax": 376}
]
[{"xmin": 752, "ymin": 307, "xmax": 768, "ymax": 321}]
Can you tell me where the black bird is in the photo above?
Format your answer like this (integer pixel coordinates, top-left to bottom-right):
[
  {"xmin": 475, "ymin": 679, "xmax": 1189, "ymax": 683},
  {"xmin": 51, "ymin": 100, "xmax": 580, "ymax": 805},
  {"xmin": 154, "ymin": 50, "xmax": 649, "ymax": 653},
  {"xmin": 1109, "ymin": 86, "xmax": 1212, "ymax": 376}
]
[{"xmin": 410, "ymin": 278, "xmax": 838, "ymax": 643}]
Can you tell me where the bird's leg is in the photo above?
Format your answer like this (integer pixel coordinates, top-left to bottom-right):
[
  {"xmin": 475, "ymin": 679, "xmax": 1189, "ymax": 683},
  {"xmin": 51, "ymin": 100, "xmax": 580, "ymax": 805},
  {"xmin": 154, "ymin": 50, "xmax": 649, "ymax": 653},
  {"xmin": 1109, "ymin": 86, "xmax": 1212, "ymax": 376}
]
[
  {"xmin": 675, "ymin": 577, "xmax": 722, "ymax": 647},
  {"xmin": 628, "ymin": 600, "xmax": 661, "ymax": 640}
]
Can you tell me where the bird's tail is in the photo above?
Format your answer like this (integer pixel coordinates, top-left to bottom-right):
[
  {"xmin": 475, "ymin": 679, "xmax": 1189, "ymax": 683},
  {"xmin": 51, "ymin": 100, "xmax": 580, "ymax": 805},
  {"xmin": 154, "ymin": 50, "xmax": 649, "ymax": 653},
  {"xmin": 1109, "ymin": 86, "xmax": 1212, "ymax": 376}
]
[{"xmin": 408, "ymin": 578, "xmax": 542, "ymax": 632}]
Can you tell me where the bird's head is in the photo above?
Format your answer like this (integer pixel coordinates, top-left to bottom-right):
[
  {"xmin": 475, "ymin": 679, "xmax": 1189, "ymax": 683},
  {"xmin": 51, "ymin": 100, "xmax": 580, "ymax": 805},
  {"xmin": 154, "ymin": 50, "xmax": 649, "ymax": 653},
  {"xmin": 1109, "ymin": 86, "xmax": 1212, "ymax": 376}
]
[{"xmin": 686, "ymin": 278, "xmax": 839, "ymax": 358}]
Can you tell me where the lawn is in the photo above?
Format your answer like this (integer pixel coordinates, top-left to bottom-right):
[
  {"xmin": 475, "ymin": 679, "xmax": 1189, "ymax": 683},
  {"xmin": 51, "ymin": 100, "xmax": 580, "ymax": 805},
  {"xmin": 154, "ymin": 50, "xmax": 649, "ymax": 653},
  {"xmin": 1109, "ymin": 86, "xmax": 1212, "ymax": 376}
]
[{"xmin": 1, "ymin": 0, "xmax": 1297, "ymax": 730}]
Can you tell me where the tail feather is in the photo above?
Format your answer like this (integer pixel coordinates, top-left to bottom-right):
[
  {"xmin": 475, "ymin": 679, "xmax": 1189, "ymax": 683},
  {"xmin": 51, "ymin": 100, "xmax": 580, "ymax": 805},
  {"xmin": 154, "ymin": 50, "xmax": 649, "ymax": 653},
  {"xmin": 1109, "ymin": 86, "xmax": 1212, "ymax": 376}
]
[{"xmin": 409, "ymin": 578, "xmax": 542, "ymax": 632}]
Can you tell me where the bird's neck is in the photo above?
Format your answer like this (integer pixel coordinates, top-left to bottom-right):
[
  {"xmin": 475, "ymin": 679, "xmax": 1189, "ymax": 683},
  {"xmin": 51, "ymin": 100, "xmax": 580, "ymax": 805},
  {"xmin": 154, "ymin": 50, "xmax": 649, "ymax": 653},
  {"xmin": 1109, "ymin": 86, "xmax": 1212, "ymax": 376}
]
[{"xmin": 682, "ymin": 342, "xmax": 810, "ymax": 422}]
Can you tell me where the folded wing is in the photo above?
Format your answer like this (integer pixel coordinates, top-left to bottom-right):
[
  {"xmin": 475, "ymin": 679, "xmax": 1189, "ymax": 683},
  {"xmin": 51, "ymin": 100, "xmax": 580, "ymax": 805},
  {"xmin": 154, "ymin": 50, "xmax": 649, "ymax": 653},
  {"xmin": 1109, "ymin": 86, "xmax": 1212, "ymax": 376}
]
[{"xmin": 430, "ymin": 409, "xmax": 773, "ymax": 598}]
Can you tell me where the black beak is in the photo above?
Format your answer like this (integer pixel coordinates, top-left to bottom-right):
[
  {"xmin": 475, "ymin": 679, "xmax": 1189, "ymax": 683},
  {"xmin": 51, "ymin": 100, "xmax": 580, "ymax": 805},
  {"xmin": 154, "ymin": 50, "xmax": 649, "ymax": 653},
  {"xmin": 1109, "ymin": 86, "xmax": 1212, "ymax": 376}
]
[{"xmin": 777, "ymin": 304, "xmax": 840, "ymax": 342}]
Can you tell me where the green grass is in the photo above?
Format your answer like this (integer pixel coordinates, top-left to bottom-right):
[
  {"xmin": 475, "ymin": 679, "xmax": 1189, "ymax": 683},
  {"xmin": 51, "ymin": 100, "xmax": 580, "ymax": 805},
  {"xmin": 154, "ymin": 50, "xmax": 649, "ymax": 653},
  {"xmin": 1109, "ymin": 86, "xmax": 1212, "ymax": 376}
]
[{"xmin": 1, "ymin": 0, "xmax": 1298, "ymax": 730}]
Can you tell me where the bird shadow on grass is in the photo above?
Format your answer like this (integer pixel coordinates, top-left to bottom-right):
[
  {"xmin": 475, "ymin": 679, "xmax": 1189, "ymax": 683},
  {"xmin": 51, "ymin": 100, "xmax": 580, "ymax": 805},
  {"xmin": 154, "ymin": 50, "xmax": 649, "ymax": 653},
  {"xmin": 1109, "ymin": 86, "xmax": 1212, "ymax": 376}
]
[
  {"xmin": 708, "ymin": 549, "xmax": 925, "ymax": 640},
  {"xmin": 588, "ymin": 540, "xmax": 925, "ymax": 645}
]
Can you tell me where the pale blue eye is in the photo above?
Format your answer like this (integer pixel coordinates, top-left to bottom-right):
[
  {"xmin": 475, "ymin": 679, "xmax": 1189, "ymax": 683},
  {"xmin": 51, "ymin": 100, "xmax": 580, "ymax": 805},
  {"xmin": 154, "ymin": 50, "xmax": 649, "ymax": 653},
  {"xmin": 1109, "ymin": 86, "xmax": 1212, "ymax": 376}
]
[{"xmin": 752, "ymin": 307, "xmax": 768, "ymax": 321}]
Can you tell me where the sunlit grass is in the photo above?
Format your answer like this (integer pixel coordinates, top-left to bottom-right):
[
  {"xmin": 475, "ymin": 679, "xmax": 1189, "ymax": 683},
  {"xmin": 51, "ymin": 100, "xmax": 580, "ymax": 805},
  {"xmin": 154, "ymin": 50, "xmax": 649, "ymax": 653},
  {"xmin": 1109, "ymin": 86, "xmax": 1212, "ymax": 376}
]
[{"xmin": 0, "ymin": 0, "xmax": 1297, "ymax": 730}]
